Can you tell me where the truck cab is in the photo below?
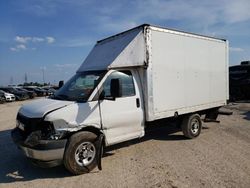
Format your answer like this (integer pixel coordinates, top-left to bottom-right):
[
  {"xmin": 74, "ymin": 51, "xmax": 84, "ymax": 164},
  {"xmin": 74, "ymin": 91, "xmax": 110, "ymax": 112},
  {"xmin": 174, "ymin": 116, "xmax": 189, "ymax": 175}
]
[
  {"xmin": 46, "ymin": 69, "xmax": 144, "ymax": 145},
  {"xmin": 12, "ymin": 69, "xmax": 145, "ymax": 174}
]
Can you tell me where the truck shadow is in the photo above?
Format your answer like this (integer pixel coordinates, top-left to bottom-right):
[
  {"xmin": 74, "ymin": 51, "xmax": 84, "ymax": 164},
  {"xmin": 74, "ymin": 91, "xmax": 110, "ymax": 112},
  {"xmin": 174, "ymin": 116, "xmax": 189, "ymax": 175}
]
[
  {"xmin": 0, "ymin": 129, "xmax": 71, "ymax": 183},
  {"xmin": 0, "ymin": 123, "xmax": 191, "ymax": 183},
  {"xmin": 105, "ymin": 123, "xmax": 187, "ymax": 154}
]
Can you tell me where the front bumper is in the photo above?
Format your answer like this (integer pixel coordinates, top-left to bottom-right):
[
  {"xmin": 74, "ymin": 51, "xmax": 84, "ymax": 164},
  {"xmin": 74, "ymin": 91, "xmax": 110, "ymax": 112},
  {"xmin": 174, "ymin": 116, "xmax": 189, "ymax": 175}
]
[
  {"xmin": 11, "ymin": 128, "xmax": 67, "ymax": 165},
  {"xmin": 5, "ymin": 96, "xmax": 15, "ymax": 101}
]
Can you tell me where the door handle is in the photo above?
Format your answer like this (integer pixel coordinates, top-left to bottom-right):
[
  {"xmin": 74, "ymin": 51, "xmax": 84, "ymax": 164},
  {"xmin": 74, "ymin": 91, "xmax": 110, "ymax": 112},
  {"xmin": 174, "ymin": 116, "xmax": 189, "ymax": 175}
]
[{"xmin": 136, "ymin": 98, "xmax": 140, "ymax": 108}]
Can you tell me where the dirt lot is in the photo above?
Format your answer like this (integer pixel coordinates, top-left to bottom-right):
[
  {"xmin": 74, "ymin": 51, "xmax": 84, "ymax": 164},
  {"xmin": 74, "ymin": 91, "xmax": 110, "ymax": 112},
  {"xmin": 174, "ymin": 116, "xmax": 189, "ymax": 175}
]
[{"xmin": 0, "ymin": 100, "xmax": 250, "ymax": 188}]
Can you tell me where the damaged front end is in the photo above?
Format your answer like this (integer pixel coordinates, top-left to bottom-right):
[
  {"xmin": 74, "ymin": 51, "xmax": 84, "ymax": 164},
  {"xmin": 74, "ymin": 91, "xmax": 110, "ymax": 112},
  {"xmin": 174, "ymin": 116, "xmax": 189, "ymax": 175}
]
[{"xmin": 11, "ymin": 113, "xmax": 68, "ymax": 167}]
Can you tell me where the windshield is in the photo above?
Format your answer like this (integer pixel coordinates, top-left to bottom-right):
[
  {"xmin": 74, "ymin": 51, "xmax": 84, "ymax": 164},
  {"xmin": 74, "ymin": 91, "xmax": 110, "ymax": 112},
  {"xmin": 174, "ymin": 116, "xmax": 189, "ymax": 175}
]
[
  {"xmin": 7, "ymin": 88, "xmax": 16, "ymax": 92},
  {"xmin": 53, "ymin": 70, "xmax": 105, "ymax": 102}
]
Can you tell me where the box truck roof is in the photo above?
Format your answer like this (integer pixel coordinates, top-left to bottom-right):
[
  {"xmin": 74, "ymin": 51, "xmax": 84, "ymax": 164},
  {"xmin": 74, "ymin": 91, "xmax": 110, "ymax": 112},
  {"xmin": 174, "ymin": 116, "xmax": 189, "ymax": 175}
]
[
  {"xmin": 77, "ymin": 24, "xmax": 226, "ymax": 73},
  {"xmin": 97, "ymin": 24, "xmax": 226, "ymax": 44}
]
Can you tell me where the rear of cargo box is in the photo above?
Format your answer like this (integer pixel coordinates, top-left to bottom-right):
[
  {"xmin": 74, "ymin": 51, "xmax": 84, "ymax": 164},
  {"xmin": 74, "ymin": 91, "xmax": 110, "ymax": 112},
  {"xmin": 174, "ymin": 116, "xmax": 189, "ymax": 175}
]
[{"xmin": 145, "ymin": 26, "xmax": 229, "ymax": 121}]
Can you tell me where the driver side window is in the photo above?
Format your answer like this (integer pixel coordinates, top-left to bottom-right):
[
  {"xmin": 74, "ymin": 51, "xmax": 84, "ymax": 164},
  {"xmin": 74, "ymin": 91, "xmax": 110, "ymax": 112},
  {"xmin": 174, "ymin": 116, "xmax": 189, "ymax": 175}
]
[{"xmin": 103, "ymin": 71, "xmax": 135, "ymax": 98}]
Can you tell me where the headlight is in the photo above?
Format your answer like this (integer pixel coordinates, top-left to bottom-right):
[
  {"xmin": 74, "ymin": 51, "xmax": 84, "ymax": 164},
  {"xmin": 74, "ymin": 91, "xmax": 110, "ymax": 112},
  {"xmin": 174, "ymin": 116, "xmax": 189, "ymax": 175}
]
[
  {"xmin": 16, "ymin": 120, "xmax": 25, "ymax": 131},
  {"xmin": 49, "ymin": 130, "xmax": 67, "ymax": 140}
]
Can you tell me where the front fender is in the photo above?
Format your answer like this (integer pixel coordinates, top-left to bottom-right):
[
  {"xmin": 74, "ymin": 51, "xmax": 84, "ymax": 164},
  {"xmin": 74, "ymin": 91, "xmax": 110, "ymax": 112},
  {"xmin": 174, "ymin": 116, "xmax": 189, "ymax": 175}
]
[{"xmin": 44, "ymin": 101, "xmax": 101, "ymax": 131}]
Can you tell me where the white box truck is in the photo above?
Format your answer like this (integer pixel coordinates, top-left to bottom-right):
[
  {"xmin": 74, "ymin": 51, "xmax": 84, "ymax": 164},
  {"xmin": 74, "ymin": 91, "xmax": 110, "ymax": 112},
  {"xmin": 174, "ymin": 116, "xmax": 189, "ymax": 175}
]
[{"xmin": 12, "ymin": 24, "xmax": 229, "ymax": 174}]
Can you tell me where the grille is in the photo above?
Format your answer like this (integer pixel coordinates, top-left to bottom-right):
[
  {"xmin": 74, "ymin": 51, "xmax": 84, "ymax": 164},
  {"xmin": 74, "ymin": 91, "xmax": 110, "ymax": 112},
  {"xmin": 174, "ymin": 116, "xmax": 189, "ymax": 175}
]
[
  {"xmin": 17, "ymin": 113, "xmax": 55, "ymax": 139},
  {"xmin": 17, "ymin": 113, "xmax": 42, "ymax": 134}
]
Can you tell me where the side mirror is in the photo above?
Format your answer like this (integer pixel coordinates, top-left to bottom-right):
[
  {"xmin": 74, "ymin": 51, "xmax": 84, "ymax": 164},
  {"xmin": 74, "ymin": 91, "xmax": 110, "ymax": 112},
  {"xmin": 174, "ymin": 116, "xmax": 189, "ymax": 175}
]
[
  {"xmin": 58, "ymin": 80, "xmax": 64, "ymax": 89},
  {"xmin": 110, "ymin": 78, "xmax": 121, "ymax": 99},
  {"xmin": 99, "ymin": 78, "xmax": 122, "ymax": 101}
]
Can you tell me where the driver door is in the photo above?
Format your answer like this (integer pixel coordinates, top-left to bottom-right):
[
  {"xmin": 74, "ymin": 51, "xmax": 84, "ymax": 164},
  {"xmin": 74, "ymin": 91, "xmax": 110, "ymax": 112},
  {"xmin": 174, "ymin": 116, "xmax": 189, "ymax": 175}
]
[{"xmin": 100, "ymin": 70, "xmax": 144, "ymax": 145}]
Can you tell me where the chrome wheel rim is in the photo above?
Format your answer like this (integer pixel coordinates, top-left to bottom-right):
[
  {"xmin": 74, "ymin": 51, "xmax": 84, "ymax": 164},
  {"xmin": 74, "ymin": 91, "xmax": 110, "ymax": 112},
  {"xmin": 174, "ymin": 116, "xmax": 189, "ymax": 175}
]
[
  {"xmin": 75, "ymin": 142, "xmax": 96, "ymax": 166},
  {"xmin": 191, "ymin": 119, "xmax": 200, "ymax": 135}
]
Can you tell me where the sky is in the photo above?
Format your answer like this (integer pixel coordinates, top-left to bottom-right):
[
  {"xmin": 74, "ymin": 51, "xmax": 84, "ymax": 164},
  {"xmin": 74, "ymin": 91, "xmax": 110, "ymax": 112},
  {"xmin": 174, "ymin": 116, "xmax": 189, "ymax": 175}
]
[{"xmin": 0, "ymin": 0, "xmax": 250, "ymax": 86}]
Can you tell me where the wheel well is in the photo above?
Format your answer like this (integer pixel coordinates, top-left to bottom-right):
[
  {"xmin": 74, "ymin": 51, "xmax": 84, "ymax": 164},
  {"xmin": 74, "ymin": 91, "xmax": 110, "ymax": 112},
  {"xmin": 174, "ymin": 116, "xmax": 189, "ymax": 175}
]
[
  {"xmin": 79, "ymin": 126, "xmax": 102, "ymax": 137},
  {"xmin": 65, "ymin": 126, "xmax": 104, "ymax": 144}
]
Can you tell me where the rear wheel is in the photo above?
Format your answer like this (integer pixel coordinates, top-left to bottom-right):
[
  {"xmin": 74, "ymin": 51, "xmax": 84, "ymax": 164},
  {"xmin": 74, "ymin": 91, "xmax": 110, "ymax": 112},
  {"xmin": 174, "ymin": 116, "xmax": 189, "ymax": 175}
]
[
  {"xmin": 64, "ymin": 131, "xmax": 98, "ymax": 175},
  {"xmin": 181, "ymin": 114, "xmax": 202, "ymax": 139}
]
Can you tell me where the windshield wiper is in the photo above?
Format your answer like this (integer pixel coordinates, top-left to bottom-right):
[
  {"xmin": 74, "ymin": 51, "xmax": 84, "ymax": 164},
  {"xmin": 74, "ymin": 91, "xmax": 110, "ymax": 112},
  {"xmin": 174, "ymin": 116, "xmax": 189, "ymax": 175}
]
[
  {"xmin": 53, "ymin": 94, "xmax": 69, "ymax": 100},
  {"xmin": 76, "ymin": 98, "xmax": 86, "ymax": 102}
]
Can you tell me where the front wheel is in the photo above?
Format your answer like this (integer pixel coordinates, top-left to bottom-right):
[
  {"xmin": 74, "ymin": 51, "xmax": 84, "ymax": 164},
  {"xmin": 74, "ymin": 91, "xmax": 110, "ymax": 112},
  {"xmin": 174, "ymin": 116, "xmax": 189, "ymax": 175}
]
[
  {"xmin": 181, "ymin": 114, "xmax": 202, "ymax": 139},
  {"xmin": 63, "ymin": 131, "xmax": 98, "ymax": 175}
]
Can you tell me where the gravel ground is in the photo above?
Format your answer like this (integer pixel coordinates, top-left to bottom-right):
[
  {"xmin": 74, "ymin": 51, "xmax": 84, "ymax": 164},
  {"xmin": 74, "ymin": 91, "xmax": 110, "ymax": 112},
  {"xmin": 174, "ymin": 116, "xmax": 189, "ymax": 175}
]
[{"xmin": 0, "ymin": 100, "xmax": 249, "ymax": 188}]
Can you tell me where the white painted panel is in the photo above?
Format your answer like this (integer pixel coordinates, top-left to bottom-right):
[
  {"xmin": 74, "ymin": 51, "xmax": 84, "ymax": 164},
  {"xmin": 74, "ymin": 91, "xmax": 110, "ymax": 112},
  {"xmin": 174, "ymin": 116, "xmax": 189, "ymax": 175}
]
[
  {"xmin": 100, "ymin": 70, "xmax": 144, "ymax": 145},
  {"xmin": 148, "ymin": 29, "xmax": 228, "ymax": 120},
  {"xmin": 77, "ymin": 28, "xmax": 145, "ymax": 72},
  {"xmin": 45, "ymin": 101, "xmax": 101, "ymax": 130}
]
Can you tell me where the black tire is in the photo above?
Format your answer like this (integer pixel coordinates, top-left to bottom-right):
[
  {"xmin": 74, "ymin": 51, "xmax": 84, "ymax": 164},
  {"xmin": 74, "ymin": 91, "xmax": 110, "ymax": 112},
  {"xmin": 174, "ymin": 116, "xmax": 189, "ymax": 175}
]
[
  {"xmin": 181, "ymin": 114, "xmax": 202, "ymax": 139},
  {"xmin": 63, "ymin": 131, "xmax": 98, "ymax": 175}
]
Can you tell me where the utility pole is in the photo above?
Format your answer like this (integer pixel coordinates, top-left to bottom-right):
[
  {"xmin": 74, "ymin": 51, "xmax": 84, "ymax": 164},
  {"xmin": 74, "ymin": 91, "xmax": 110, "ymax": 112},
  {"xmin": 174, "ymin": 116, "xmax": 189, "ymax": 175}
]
[
  {"xmin": 41, "ymin": 67, "xmax": 46, "ymax": 85},
  {"xmin": 10, "ymin": 76, "xmax": 13, "ymax": 85},
  {"xmin": 42, "ymin": 69, "xmax": 45, "ymax": 84},
  {"xmin": 24, "ymin": 73, "xmax": 28, "ymax": 83}
]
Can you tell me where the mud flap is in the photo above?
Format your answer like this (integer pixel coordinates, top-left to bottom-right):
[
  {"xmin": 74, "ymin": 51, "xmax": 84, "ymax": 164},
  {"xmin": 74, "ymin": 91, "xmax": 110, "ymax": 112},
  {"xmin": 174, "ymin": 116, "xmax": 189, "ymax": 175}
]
[
  {"xmin": 204, "ymin": 108, "xmax": 220, "ymax": 123},
  {"xmin": 96, "ymin": 134, "xmax": 104, "ymax": 171}
]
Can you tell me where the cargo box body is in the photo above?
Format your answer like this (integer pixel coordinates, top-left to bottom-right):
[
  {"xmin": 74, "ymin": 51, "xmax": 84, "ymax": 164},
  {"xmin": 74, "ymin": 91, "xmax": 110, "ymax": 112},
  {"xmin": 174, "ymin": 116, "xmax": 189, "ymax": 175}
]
[{"xmin": 144, "ymin": 26, "xmax": 229, "ymax": 121}]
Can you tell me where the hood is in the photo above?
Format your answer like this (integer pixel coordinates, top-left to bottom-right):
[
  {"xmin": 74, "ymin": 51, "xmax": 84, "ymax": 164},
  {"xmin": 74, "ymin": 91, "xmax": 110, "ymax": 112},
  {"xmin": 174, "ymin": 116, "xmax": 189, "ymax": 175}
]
[
  {"xmin": 4, "ymin": 92, "xmax": 14, "ymax": 97},
  {"xmin": 19, "ymin": 98, "xmax": 74, "ymax": 118}
]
